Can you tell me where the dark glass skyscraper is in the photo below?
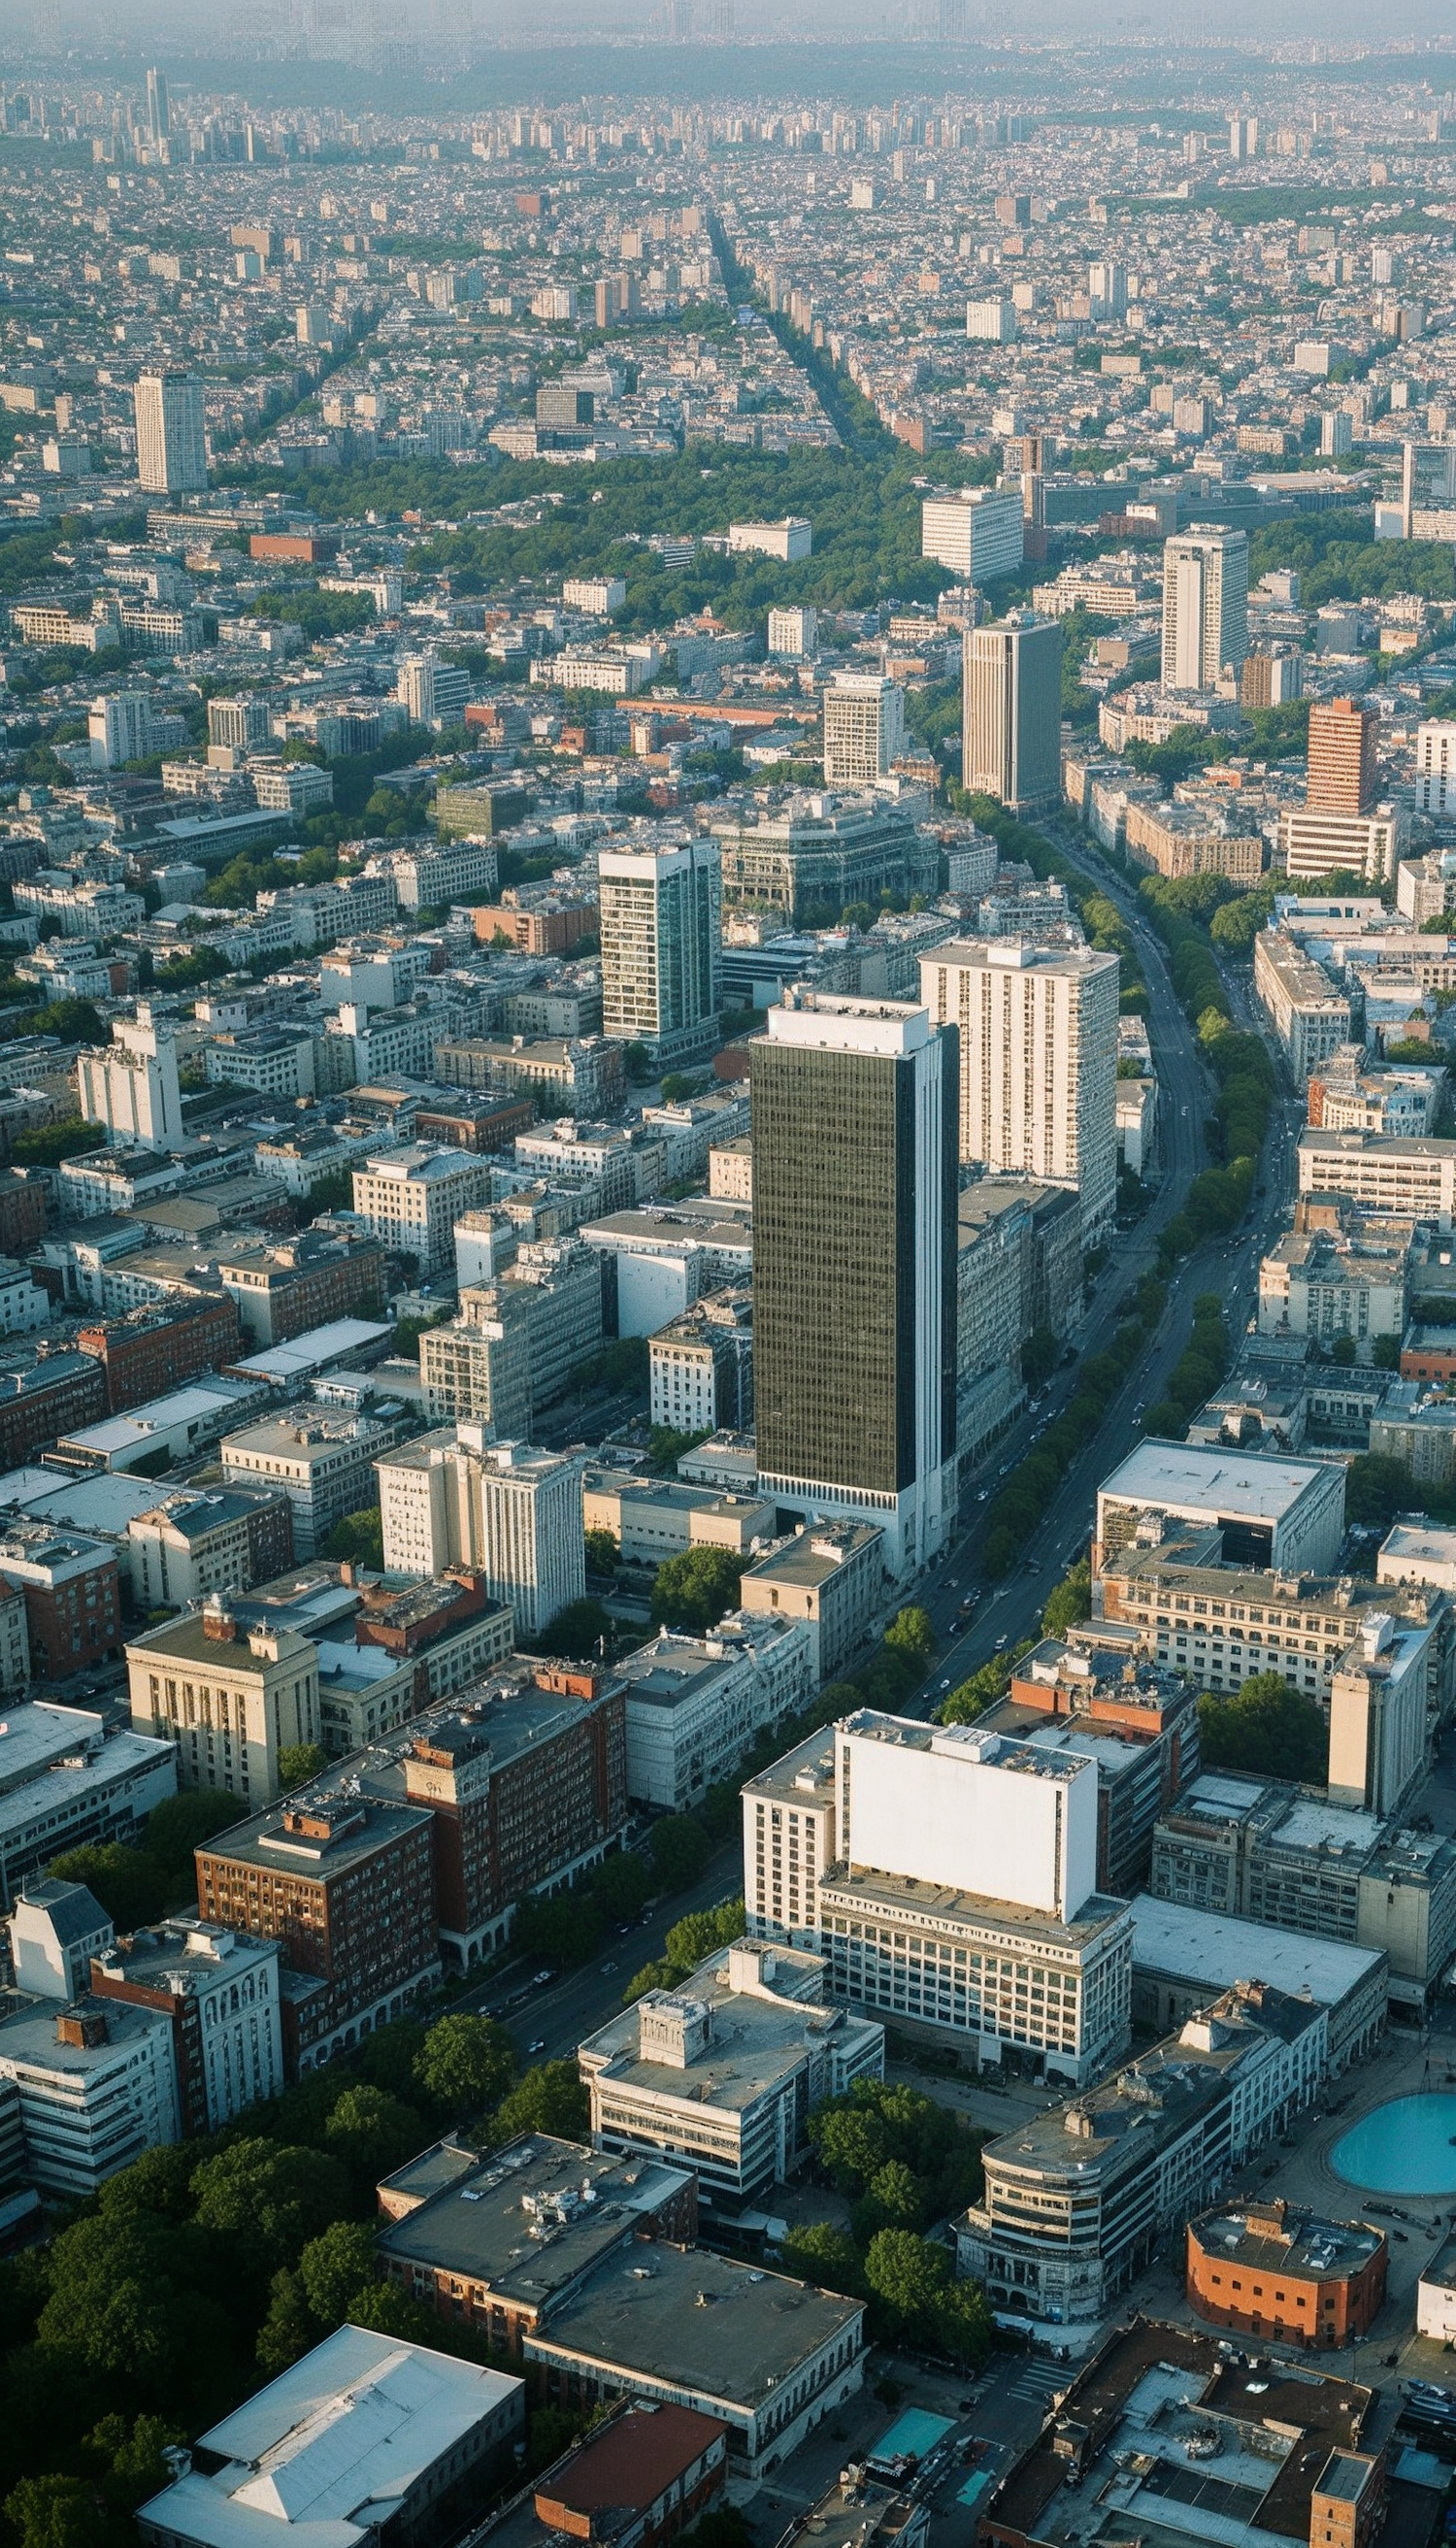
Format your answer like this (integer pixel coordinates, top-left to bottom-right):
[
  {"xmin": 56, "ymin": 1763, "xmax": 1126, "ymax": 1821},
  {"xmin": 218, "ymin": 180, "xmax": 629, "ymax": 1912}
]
[{"xmin": 751, "ymin": 992, "xmax": 958, "ymax": 1577}]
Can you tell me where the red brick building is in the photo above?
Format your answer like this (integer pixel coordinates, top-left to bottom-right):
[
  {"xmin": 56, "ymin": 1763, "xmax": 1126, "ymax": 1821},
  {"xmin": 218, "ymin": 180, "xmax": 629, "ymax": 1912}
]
[
  {"xmin": 0, "ymin": 1349, "xmax": 107, "ymax": 1471},
  {"xmin": 396, "ymin": 1666, "xmax": 628, "ymax": 1969},
  {"xmin": 195, "ymin": 1791, "xmax": 440, "ymax": 2070},
  {"xmin": 216, "ymin": 1230, "xmax": 384, "ymax": 1348},
  {"xmin": 0, "ymin": 1520, "xmax": 122, "ymax": 1676},
  {"xmin": 1186, "ymin": 2201, "xmax": 1387, "ymax": 2348},
  {"xmin": 414, "ymin": 1097, "xmax": 535, "ymax": 1154},
  {"xmin": 77, "ymin": 1297, "xmax": 243, "ymax": 1414},
  {"xmin": 249, "ymin": 531, "xmax": 338, "ymax": 563},
  {"xmin": 534, "ymin": 2402, "xmax": 727, "ymax": 2548},
  {"xmin": 468, "ymin": 893, "xmax": 598, "ymax": 956}
]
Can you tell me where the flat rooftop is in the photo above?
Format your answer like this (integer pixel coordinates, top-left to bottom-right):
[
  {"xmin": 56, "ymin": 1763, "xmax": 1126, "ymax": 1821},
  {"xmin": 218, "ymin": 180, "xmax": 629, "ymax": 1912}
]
[
  {"xmin": 524, "ymin": 2238, "xmax": 862, "ymax": 2412},
  {"xmin": 376, "ymin": 2134, "xmax": 694, "ymax": 2309},
  {"xmin": 1191, "ymin": 2201, "xmax": 1384, "ymax": 2285},
  {"xmin": 579, "ymin": 1941, "xmax": 875, "ymax": 2118},
  {"xmin": 818, "ymin": 1861, "xmax": 1129, "ymax": 1954},
  {"xmin": 1130, "ymin": 1895, "xmax": 1386, "ymax": 2010},
  {"xmin": 742, "ymin": 1729, "xmax": 835, "ymax": 1807},
  {"xmin": 1099, "ymin": 1440, "xmax": 1333, "ymax": 1517}
]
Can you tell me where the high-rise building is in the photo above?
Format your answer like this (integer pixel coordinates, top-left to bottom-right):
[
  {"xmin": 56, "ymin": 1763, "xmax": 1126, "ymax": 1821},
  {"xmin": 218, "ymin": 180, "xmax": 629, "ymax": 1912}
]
[
  {"xmin": 378, "ymin": 1424, "xmax": 585, "ymax": 1638},
  {"xmin": 350, "ymin": 1147, "xmax": 494, "ymax": 1276},
  {"xmin": 133, "ymin": 370, "xmax": 207, "ymax": 496},
  {"xmin": 767, "ymin": 605, "xmax": 817, "ymax": 659},
  {"xmin": 599, "ymin": 838, "xmax": 721, "ymax": 1070},
  {"xmin": 88, "ymin": 692, "xmax": 156, "ymax": 771},
  {"xmin": 1088, "ymin": 258, "xmax": 1128, "ymax": 316},
  {"xmin": 77, "ymin": 1005, "xmax": 184, "ymax": 1151},
  {"xmin": 821, "ymin": 674, "xmax": 906, "ymax": 783},
  {"xmin": 1161, "ymin": 529, "xmax": 1248, "ymax": 692},
  {"xmin": 920, "ymin": 486, "xmax": 1024, "ymax": 579},
  {"xmin": 1307, "ymin": 697, "xmax": 1378, "ymax": 814},
  {"xmin": 921, "ymin": 940, "xmax": 1120, "ymax": 1242},
  {"xmin": 962, "ymin": 613, "xmax": 1063, "ymax": 811},
  {"xmin": 750, "ymin": 992, "xmax": 958, "ymax": 1577},
  {"xmin": 145, "ymin": 66, "xmax": 169, "ymax": 147},
  {"xmin": 1415, "ymin": 720, "xmax": 1456, "ymax": 815}
]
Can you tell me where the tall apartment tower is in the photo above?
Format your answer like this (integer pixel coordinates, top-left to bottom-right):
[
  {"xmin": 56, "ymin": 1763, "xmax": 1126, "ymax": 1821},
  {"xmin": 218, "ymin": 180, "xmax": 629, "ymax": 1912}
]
[
  {"xmin": 145, "ymin": 67, "xmax": 170, "ymax": 146},
  {"xmin": 599, "ymin": 837, "xmax": 721, "ymax": 1070},
  {"xmin": 962, "ymin": 614, "xmax": 1063, "ymax": 812},
  {"xmin": 1416, "ymin": 719, "xmax": 1456, "ymax": 815},
  {"xmin": 750, "ymin": 991, "xmax": 959, "ymax": 1578},
  {"xmin": 465, "ymin": 1436, "xmax": 585, "ymax": 1638},
  {"xmin": 77, "ymin": 1005, "xmax": 184, "ymax": 1151},
  {"xmin": 920, "ymin": 940, "xmax": 1121, "ymax": 1243},
  {"xmin": 822, "ymin": 674, "xmax": 906, "ymax": 783},
  {"xmin": 1307, "ymin": 696, "xmax": 1378, "ymax": 814},
  {"xmin": 133, "ymin": 370, "xmax": 207, "ymax": 496},
  {"xmin": 1160, "ymin": 529, "xmax": 1248, "ymax": 692}
]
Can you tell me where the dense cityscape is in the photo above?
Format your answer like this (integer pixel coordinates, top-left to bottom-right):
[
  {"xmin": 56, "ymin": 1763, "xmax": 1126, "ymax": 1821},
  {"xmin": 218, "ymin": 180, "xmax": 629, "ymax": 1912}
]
[{"xmin": 17, "ymin": 29, "xmax": 1456, "ymax": 2548}]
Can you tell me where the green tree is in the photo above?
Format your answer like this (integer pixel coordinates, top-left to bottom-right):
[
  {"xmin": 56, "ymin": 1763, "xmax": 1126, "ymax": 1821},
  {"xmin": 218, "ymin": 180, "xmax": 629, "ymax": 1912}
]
[
  {"xmin": 489, "ymin": 2061, "xmax": 589, "ymax": 2145},
  {"xmin": 1373, "ymin": 1334, "xmax": 1403, "ymax": 1371},
  {"xmin": 3, "ymin": 2475, "xmax": 105, "ymax": 2548},
  {"xmin": 780, "ymin": 2221, "xmax": 867, "ymax": 2297},
  {"xmin": 324, "ymin": 2085, "xmax": 424, "ymax": 2191},
  {"xmin": 1198, "ymin": 1673, "xmax": 1328, "ymax": 1781},
  {"xmin": 255, "ymin": 2268, "xmax": 317, "ymax": 2377},
  {"xmin": 35, "ymin": 2214, "xmax": 213, "ymax": 2389},
  {"xmin": 45, "ymin": 1843, "xmax": 163, "ymax": 1933},
  {"xmin": 863, "ymin": 2229, "xmax": 991, "ymax": 2364},
  {"xmin": 1042, "ymin": 1560, "xmax": 1092, "ymax": 1637},
  {"xmin": 277, "ymin": 1743, "xmax": 329, "ymax": 1790},
  {"xmin": 649, "ymin": 1545, "xmax": 745, "ymax": 1635},
  {"xmin": 851, "ymin": 2159, "xmax": 926, "ymax": 2243},
  {"xmin": 9, "ymin": 1118, "xmax": 104, "ymax": 1170},
  {"xmin": 883, "ymin": 1605, "xmax": 935, "ymax": 1671},
  {"xmin": 541, "ymin": 1597, "xmax": 614, "ymax": 1659},
  {"xmin": 189, "ymin": 2140, "xmax": 350, "ymax": 2277},
  {"xmin": 322, "ymin": 1508, "xmax": 385, "ymax": 1571},
  {"xmin": 144, "ymin": 1789, "xmax": 239, "ymax": 1884},
  {"xmin": 1344, "ymin": 1452, "xmax": 1417, "ymax": 1528},
  {"xmin": 297, "ymin": 2221, "xmax": 380, "ymax": 2330},
  {"xmin": 414, "ymin": 2013, "xmax": 517, "ymax": 2120},
  {"xmin": 1021, "ymin": 1324, "xmax": 1060, "ymax": 1388},
  {"xmin": 648, "ymin": 1814, "xmax": 709, "ymax": 1892},
  {"xmin": 584, "ymin": 1529, "xmax": 619, "ymax": 1574}
]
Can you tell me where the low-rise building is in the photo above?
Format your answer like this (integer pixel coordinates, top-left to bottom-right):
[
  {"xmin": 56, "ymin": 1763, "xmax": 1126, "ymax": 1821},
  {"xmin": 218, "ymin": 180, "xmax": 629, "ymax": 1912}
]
[
  {"xmin": 136, "ymin": 2328, "xmax": 525, "ymax": 2548},
  {"xmin": 957, "ymin": 1982, "xmax": 1329, "ymax": 2323},
  {"xmin": 126, "ymin": 1597, "xmax": 321, "ymax": 1805},
  {"xmin": 87, "ymin": 1917, "xmax": 284, "ymax": 2134},
  {"xmin": 579, "ymin": 1937, "xmax": 883, "ymax": 2209},
  {"xmin": 1299, "ymin": 1129, "xmax": 1456, "ymax": 1220},
  {"xmin": 221, "ymin": 1412, "xmax": 397, "ymax": 1558},
  {"xmin": 737, "ymin": 1523, "xmax": 886, "ymax": 1686},
  {"xmin": 1148, "ymin": 1770, "xmax": 1456, "ymax": 2014},
  {"xmin": 975, "ymin": 2316, "xmax": 1378, "ymax": 2548},
  {"xmin": 525, "ymin": 2402, "xmax": 728, "ymax": 2548},
  {"xmin": 580, "ymin": 1470, "xmax": 777, "ymax": 1570},
  {"xmin": 195, "ymin": 1782, "xmax": 441, "ymax": 2071},
  {"xmin": 0, "ymin": 1704, "xmax": 175, "ymax": 1909},
  {"xmin": 376, "ymin": 2133, "xmax": 698, "ymax": 2354},
  {"xmin": 614, "ymin": 1610, "xmax": 812, "ymax": 1810},
  {"xmin": 1185, "ymin": 2200, "xmax": 1386, "ymax": 2348},
  {"xmin": 0, "ymin": 1991, "xmax": 179, "ymax": 2198},
  {"xmin": 126, "ymin": 1486, "xmax": 295, "ymax": 1611},
  {"xmin": 351, "ymin": 1147, "xmax": 496, "ymax": 1277},
  {"xmin": 1258, "ymin": 1226, "xmax": 1407, "ymax": 1357},
  {"xmin": 1129, "ymin": 1893, "xmax": 1388, "ymax": 2072},
  {"xmin": 0, "ymin": 1521, "xmax": 121, "ymax": 1677},
  {"xmin": 647, "ymin": 1289, "xmax": 753, "ymax": 1436},
  {"xmin": 1094, "ymin": 1439, "xmax": 1345, "ymax": 1577},
  {"xmin": 1254, "ymin": 930, "xmax": 1354, "ymax": 1081}
]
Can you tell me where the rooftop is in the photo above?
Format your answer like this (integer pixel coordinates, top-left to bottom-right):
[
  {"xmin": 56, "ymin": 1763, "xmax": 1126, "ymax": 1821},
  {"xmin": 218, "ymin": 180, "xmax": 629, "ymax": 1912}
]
[
  {"xmin": 1130, "ymin": 1894, "xmax": 1386, "ymax": 2009},
  {"xmin": 578, "ymin": 1939, "xmax": 877, "ymax": 2119},
  {"xmin": 524, "ymin": 2238, "xmax": 862, "ymax": 2413},
  {"xmin": 1190, "ymin": 2200, "xmax": 1384, "ymax": 2285},
  {"xmin": 1099, "ymin": 1439, "xmax": 1339, "ymax": 1519},
  {"xmin": 139, "ymin": 2325, "xmax": 522, "ymax": 2548},
  {"xmin": 376, "ymin": 2134, "xmax": 695, "ymax": 2311}
]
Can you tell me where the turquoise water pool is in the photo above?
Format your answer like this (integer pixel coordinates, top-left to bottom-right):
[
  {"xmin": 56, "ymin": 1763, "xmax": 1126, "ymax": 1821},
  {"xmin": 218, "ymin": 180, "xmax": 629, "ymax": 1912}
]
[
  {"xmin": 874, "ymin": 2409, "xmax": 954, "ymax": 2463},
  {"xmin": 1331, "ymin": 2094, "xmax": 1456, "ymax": 2195}
]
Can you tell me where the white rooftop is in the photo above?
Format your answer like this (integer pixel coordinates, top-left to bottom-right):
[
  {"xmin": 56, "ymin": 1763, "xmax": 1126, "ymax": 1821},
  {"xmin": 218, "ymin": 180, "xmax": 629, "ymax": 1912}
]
[
  {"xmin": 1131, "ymin": 1893, "xmax": 1386, "ymax": 2007},
  {"xmin": 229, "ymin": 1320, "xmax": 392, "ymax": 1384},
  {"xmin": 140, "ymin": 2327, "xmax": 521, "ymax": 2548},
  {"xmin": 1099, "ymin": 1439, "xmax": 1331, "ymax": 1519}
]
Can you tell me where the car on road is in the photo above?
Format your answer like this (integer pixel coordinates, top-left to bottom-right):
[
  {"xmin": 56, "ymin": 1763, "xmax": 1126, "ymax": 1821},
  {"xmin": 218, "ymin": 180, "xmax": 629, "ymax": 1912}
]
[
  {"xmin": 994, "ymin": 1634, "xmax": 1009, "ymax": 1650},
  {"xmin": 527, "ymin": 2038, "xmax": 546, "ymax": 2055},
  {"xmin": 530, "ymin": 1969, "xmax": 556, "ymax": 1987}
]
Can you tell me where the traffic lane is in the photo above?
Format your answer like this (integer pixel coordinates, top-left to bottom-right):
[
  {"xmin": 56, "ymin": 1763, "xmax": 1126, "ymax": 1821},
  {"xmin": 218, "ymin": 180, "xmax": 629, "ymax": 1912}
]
[{"xmin": 454, "ymin": 1845, "xmax": 743, "ymax": 2064}]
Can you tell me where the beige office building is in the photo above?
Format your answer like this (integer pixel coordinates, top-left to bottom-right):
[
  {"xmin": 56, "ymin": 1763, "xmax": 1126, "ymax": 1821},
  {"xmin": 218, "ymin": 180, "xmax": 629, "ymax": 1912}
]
[
  {"xmin": 126, "ymin": 1598, "xmax": 320, "ymax": 1803},
  {"xmin": 920, "ymin": 938, "xmax": 1120, "ymax": 1241}
]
